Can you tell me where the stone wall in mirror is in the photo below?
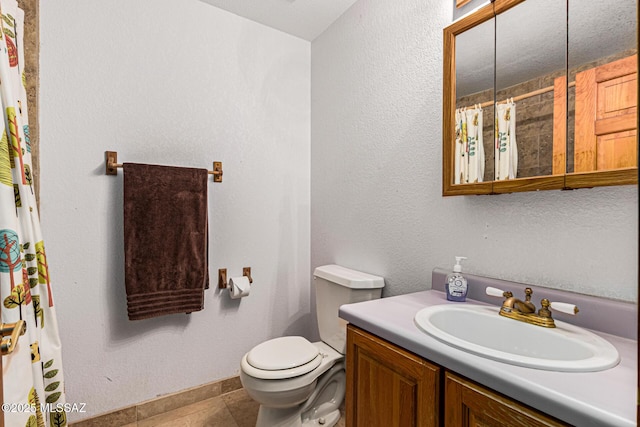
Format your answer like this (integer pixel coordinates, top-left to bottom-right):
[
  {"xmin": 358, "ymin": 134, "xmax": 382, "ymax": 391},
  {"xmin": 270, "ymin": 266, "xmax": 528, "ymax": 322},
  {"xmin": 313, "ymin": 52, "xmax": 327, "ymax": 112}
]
[{"xmin": 443, "ymin": 0, "xmax": 638, "ymax": 196}]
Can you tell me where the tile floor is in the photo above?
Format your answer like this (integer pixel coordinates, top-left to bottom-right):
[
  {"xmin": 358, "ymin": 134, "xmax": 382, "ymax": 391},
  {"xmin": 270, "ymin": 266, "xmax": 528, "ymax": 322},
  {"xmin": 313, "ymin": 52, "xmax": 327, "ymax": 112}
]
[{"xmin": 76, "ymin": 387, "xmax": 346, "ymax": 427}]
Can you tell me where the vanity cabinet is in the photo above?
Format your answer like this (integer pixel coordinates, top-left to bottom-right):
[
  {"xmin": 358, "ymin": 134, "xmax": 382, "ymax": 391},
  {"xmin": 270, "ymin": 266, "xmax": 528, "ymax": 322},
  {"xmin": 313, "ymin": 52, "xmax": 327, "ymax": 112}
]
[
  {"xmin": 346, "ymin": 325, "xmax": 569, "ymax": 427},
  {"xmin": 345, "ymin": 324, "xmax": 440, "ymax": 427},
  {"xmin": 444, "ymin": 372, "xmax": 567, "ymax": 427}
]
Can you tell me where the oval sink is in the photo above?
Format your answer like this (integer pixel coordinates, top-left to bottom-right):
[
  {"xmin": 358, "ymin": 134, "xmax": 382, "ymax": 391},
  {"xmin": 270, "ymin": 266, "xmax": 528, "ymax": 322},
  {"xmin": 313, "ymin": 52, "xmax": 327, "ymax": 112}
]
[{"xmin": 414, "ymin": 304, "xmax": 620, "ymax": 372}]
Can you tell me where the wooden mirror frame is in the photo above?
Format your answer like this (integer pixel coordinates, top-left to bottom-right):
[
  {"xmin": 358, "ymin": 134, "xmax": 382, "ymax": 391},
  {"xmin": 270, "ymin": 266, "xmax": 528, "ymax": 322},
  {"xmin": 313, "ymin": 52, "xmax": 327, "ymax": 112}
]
[
  {"xmin": 442, "ymin": 1, "xmax": 495, "ymax": 196},
  {"xmin": 442, "ymin": 0, "xmax": 638, "ymax": 196}
]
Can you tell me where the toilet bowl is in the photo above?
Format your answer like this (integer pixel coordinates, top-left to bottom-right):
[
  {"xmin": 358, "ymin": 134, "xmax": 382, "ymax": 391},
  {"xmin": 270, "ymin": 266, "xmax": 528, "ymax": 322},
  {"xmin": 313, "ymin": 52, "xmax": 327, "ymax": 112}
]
[
  {"xmin": 240, "ymin": 265, "xmax": 385, "ymax": 427},
  {"xmin": 240, "ymin": 339, "xmax": 345, "ymax": 426}
]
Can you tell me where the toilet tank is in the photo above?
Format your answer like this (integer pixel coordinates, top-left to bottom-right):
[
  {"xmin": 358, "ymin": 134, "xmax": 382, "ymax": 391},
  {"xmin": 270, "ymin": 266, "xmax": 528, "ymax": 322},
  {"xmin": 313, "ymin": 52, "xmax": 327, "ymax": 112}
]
[{"xmin": 313, "ymin": 265, "xmax": 385, "ymax": 354}]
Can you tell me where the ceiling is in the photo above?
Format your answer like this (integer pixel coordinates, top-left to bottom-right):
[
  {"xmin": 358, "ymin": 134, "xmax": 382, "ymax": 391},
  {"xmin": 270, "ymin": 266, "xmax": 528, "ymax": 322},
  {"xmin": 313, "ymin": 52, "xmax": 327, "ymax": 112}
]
[{"xmin": 199, "ymin": 0, "xmax": 359, "ymax": 41}]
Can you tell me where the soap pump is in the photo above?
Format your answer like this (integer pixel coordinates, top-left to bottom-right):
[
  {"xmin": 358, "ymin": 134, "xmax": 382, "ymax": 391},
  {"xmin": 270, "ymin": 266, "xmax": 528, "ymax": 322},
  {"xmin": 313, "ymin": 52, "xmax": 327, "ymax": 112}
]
[{"xmin": 446, "ymin": 256, "xmax": 468, "ymax": 302}]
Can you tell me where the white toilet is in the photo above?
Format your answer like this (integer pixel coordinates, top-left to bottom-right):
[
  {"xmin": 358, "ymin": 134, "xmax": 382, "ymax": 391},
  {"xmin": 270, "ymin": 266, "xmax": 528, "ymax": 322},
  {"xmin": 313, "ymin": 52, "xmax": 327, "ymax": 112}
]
[{"xmin": 240, "ymin": 264, "xmax": 384, "ymax": 427}]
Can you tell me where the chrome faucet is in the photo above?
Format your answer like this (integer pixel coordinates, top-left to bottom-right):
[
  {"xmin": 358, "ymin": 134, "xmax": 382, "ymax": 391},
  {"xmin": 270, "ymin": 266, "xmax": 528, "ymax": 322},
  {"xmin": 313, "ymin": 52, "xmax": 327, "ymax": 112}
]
[{"xmin": 486, "ymin": 287, "xmax": 579, "ymax": 328}]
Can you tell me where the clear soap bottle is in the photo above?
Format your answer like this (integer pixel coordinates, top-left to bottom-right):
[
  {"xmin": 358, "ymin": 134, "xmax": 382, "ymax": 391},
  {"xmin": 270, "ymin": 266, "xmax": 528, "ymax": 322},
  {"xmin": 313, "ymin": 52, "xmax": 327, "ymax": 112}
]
[{"xmin": 446, "ymin": 256, "xmax": 468, "ymax": 302}]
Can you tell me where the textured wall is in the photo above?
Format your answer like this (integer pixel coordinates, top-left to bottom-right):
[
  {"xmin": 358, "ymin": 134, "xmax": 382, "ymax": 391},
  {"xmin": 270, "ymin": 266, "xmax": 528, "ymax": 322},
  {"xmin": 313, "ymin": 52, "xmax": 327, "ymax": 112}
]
[
  {"xmin": 40, "ymin": 0, "xmax": 310, "ymax": 421},
  {"xmin": 310, "ymin": 0, "xmax": 637, "ymax": 314}
]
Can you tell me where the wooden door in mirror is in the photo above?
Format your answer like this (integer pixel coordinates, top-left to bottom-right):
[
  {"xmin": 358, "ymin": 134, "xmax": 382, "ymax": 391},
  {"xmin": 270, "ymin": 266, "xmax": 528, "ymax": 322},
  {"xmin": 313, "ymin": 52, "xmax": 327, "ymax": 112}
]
[{"xmin": 565, "ymin": 0, "xmax": 638, "ymax": 189}]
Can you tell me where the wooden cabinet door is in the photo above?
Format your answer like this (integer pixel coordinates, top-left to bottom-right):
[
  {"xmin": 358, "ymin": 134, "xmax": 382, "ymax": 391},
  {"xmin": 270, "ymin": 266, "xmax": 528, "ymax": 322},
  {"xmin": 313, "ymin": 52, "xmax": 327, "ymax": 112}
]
[
  {"xmin": 346, "ymin": 325, "xmax": 440, "ymax": 427},
  {"xmin": 574, "ymin": 54, "xmax": 638, "ymax": 172},
  {"xmin": 444, "ymin": 372, "xmax": 568, "ymax": 427}
]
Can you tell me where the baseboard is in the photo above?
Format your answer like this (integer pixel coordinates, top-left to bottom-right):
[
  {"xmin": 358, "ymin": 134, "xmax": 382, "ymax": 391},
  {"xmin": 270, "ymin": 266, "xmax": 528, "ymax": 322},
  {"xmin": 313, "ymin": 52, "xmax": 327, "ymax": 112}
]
[{"xmin": 69, "ymin": 376, "xmax": 242, "ymax": 427}]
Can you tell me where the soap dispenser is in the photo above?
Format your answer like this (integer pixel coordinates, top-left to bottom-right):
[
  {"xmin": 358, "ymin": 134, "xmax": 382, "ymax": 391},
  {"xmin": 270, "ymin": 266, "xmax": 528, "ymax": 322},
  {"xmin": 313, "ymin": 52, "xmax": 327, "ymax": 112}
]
[{"xmin": 446, "ymin": 256, "xmax": 468, "ymax": 302}]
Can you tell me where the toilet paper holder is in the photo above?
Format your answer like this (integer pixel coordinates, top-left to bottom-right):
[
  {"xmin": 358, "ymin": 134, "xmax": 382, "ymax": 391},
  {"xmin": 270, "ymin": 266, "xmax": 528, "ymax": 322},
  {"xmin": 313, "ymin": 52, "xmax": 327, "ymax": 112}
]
[{"xmin": 218, "ymin": 267, "xmax": 253, "ymax": 289}]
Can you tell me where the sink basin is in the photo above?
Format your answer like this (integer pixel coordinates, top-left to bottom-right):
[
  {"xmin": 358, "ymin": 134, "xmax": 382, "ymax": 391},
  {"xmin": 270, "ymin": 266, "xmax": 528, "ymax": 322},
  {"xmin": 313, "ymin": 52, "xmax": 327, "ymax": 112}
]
[{"xmin": 414, "ymin": 304, "xmax": 620, "ymax": 372}]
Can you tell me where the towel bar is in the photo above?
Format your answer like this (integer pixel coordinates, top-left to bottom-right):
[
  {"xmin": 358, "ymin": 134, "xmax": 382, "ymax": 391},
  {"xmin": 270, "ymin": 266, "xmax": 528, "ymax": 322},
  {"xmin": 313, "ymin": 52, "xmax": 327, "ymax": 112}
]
[
  {"xmin": 459, "ymin": 81, "xmax": 576, "ymax": 110},
  {"xmin": 105, "ymin": 151, "xmax": 223, "ymax": 182}
]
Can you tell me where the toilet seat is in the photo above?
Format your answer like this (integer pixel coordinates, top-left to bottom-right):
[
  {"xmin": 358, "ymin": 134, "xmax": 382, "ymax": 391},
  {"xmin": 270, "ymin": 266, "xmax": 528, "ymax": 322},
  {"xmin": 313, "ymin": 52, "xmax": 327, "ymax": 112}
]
[{"xmin": 243, "ymin": 336, "xmax": 323, "ymax": 380}]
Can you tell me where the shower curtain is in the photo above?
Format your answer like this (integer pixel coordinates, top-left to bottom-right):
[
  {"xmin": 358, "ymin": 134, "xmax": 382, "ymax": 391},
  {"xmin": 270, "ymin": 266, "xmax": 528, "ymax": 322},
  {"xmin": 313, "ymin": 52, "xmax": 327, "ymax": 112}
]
[
  {"xmin": 454, "ymin": 105, "xmax": 485, "ymax": 184},
  {"xmin": 0, "ymin": 1, "xmax": 67, "ymax": 426},
  {"xmin": 495, "ymin": 100, "xmax": 518, "ymax": 180}
]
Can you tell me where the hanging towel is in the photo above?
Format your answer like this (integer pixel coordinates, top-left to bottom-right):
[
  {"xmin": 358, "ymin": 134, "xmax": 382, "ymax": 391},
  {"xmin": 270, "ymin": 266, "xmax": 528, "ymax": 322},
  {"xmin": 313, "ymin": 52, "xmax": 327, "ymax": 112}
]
[
  {"xmin": 454, "ymin": 108, "xmax": 465, "ymax": 184},
  {"xmin": 495, "ymin": 100, "xmax": 518, "ymax": 180},
  {"xmin": 123, "ymin": 163, "xmax": 209, "ymax": 320},
  {"xmin": 465, "ymin": 105, "xmax": 485, "ymax": 183},
  {"xmin": 454, "ymin": 105, "xmax": 485, "ymax": 184},
  {"xmin": 508, "ymin": 100, "xmax": 518, "ymax": 179}
]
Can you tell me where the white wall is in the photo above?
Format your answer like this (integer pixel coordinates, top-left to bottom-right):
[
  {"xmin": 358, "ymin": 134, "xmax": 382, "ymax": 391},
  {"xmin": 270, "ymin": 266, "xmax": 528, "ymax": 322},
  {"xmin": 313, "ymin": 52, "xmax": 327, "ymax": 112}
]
[
  {"xmin": 311, "ymin": 0, "xmax": 638, "ymax": 304},
  {"xmin": 40, "ymin": 0, "xmax": 310, "ymax": 420}
]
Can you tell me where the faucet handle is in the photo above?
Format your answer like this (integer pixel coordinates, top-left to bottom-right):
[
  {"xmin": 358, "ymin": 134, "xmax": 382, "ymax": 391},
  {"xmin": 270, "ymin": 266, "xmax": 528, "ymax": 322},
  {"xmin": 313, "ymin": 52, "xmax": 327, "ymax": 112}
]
[
  {"xmin": 550, "ymin": 302, "xmax": 579, "ymax": 315},
  {"xmin": 486, "ymin": 286, "xmax": 504, "ymax": 297},
  {"xmin": 486, "ymin": 286, "xmax": 503, "ymax": 297},
  {"xmin": 486, "ymin": 287, "xmax": 513, "ymax": 298}
]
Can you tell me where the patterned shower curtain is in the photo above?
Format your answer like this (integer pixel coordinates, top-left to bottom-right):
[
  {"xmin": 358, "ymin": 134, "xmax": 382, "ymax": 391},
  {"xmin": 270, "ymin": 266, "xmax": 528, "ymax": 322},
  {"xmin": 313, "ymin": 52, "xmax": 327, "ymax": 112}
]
[
  {"xmin": 0, "ymin": 1, "xmax": 67, "ymax": 426},
  {"xmin": 454, "ymin": 105, "xmax": 485, "ymax": 184}
]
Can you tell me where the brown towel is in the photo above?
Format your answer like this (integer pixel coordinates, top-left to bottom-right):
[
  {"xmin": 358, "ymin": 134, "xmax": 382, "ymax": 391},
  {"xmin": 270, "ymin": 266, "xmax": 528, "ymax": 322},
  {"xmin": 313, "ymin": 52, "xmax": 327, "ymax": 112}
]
[{"xmin": 123, "ymin": 163, "xmax": 209, "ymax": 320}]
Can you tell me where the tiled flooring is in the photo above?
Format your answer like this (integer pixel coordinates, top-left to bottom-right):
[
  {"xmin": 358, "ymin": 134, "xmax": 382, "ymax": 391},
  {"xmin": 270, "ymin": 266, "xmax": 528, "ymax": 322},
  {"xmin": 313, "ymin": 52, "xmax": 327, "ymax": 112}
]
[
  {"xmin": 129, "ymin": 388, "xmax": 259, "ymax": 427},
  {"xmin": 75, "ymin": 386, "xmax": 346, "ymax": 427}
]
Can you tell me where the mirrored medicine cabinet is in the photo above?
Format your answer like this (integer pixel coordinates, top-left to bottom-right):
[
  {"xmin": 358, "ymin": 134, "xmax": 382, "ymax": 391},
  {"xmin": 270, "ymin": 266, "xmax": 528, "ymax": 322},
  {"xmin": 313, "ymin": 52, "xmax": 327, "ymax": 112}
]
[{"xmin": 443, "ymin": 0, "xmax": 638, "ymax": 196}]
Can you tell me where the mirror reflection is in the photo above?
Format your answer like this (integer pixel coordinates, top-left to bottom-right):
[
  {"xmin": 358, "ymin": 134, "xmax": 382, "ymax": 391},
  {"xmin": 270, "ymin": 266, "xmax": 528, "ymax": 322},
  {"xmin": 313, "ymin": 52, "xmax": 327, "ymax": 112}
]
[
  {"xmin": 567, "ymin": 0, "xmax": 638, "ymax": 174},
  {"xmin": 445, "ymin": 0, "xmax": 637, "ymax": 195},
  {"xmin": 495, "ymin": 0, "xmax": 567, "ymax": 179},
  {"xmin": 455, "ymin": 17, "xmax": 494, "ymax": 184}
]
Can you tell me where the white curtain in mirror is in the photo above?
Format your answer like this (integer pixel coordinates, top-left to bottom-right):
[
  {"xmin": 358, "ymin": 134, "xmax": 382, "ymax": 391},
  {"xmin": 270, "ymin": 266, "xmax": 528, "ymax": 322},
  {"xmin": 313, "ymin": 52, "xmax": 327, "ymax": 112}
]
[
  {"xmin": 454, "ymin": 106, "xmax": 485, "ymax": 184},
  {"xmin": 495, "ymin": 100, "xmax": 518, "ymax": 180}
]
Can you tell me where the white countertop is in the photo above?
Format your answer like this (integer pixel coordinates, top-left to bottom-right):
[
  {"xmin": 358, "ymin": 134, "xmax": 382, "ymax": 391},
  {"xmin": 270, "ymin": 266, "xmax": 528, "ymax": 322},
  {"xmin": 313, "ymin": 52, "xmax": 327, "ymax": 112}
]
[{"xmin": 339, "ymin": 290, "xmax": 637, "ymax": 427}]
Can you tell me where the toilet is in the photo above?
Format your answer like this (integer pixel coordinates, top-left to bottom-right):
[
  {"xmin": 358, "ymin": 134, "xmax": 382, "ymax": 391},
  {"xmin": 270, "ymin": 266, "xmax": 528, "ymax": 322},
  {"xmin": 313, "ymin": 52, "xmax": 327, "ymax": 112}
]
[{"xmin": 240, "ymin": 264, "xmax": 384, "ymax": 427}]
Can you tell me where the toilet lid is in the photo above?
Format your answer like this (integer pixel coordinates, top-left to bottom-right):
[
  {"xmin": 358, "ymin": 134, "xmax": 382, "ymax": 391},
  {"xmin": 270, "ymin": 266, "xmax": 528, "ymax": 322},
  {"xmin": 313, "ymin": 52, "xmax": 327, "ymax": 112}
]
[{"xmin": 247, "ymin": 336, "xmax": 320, "ymax": 371}]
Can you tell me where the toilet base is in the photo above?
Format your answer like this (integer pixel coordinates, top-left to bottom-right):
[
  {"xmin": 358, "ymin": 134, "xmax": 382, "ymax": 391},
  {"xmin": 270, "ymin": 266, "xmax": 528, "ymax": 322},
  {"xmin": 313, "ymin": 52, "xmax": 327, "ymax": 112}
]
[
  {"xmin": 302, "ymin": 409, "xmax": 340, "ymax": 426},
  {"xmin": 256, "ymin": 406, "xmax": 304, "ymax": 427},
  {"xmin": 254, "ymin": 363, "xmax": 345, "ymax": 427},
  {"xmin": 256, "ymin": 403, "xmax": 341, "ymax": 427}
]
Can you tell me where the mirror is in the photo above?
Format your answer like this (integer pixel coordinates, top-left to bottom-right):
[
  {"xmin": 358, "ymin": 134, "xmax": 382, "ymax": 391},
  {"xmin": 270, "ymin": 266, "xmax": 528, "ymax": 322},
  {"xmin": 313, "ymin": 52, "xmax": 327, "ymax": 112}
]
[
  {"xmin": 455, "ymin": 14, "xmax": 494, "ymax": 185},
  {"xmin": 495, "ymin": 0, "xmax": 566, "ymax": 179},
  {"xmin": 566, "ymin": 0, "xmax": 637, "ymax": 183},
  {"xmin": 443, "ymin": 3, "xmax": 495, "ymax": 195},
  {"xmin": 443, "ymin": 0, "xmax": 638, "ymax": 196}
]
